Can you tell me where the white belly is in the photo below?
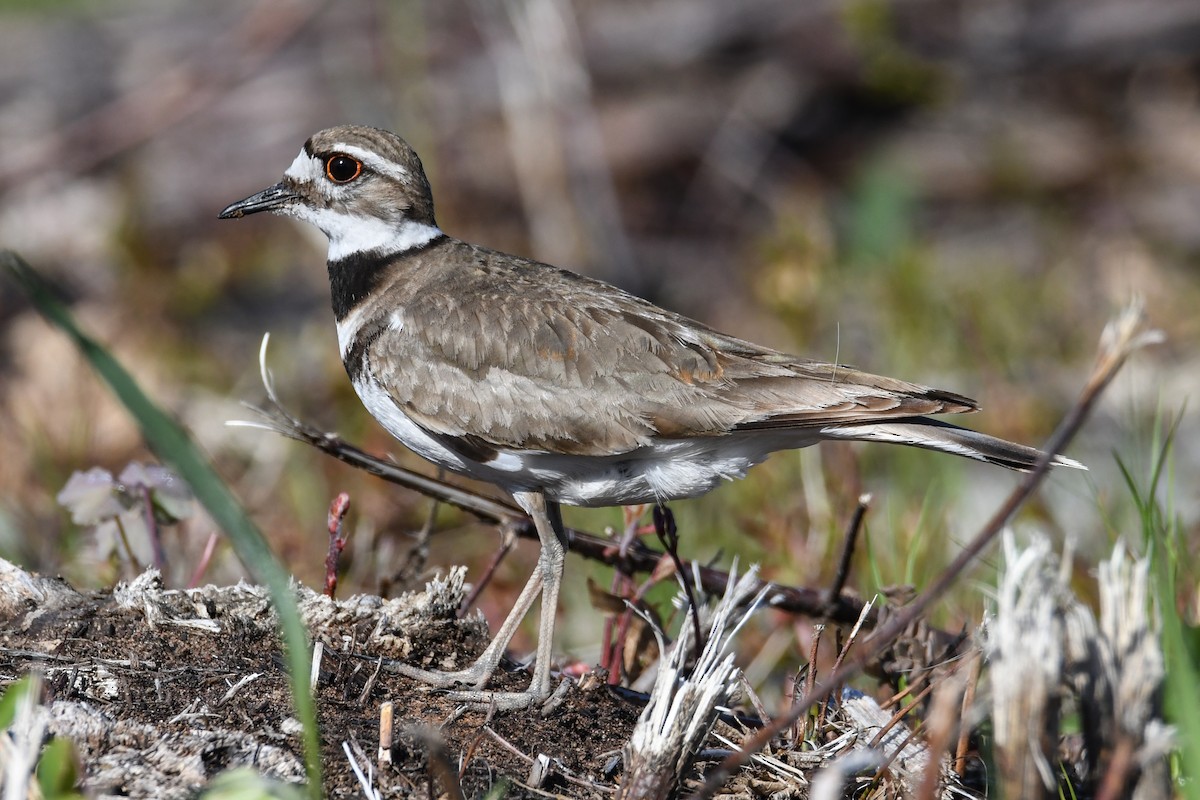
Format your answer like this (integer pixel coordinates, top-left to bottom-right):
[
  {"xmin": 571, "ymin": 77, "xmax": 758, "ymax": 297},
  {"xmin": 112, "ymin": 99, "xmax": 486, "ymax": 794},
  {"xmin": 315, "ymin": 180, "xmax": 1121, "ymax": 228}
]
[
  {"xmin": 352, "ymin": 375, "xmax": 470, "ymax": 473},
  {"xmin": 485, "ymin": 439, "xmax": 777, "ymax": 506}
]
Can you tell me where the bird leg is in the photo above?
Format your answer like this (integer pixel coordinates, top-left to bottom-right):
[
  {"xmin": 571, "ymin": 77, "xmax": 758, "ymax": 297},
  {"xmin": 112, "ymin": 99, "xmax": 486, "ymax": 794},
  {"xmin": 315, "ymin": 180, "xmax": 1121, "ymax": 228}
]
[{"xmin": 390, "ymin": 490, "xmax": 567, "ymax": 711}]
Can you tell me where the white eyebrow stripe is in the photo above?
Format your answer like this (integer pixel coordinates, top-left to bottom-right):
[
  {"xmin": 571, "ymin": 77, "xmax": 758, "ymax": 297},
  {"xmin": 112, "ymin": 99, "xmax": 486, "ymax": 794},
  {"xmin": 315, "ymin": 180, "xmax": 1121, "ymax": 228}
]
[{"xmin": 333, "ymin": 143, "xmax": 410, "ymax": 182}]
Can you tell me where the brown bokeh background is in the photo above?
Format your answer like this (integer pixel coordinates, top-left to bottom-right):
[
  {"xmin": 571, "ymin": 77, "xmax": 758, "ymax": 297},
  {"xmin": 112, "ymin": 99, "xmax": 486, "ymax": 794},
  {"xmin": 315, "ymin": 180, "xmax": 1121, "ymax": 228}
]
[{"xmin": 1, "ymin": 0, "xmax": 1197, "ymax": 670}]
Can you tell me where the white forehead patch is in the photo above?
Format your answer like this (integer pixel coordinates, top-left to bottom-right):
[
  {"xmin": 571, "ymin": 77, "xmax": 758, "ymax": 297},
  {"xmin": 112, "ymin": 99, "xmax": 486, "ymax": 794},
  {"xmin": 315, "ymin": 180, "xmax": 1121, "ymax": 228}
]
[{"xmin": 284, "ymin": 149, "xmax": 322, "ymax": 183}]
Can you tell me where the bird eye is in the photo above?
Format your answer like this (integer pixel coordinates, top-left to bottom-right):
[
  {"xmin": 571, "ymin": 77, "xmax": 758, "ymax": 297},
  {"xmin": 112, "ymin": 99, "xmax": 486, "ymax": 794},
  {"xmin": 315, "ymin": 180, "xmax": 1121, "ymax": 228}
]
[{"xmin": 325, "ymin": 155, "xmax": 362, "ymax": 184}]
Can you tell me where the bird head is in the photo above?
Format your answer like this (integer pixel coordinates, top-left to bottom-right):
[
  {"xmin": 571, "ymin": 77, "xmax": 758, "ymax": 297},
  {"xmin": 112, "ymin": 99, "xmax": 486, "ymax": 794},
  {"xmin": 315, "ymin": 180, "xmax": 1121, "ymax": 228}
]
[{"xmin": 219, "ymin": 125, "xmax": 441, "ymax": 261}]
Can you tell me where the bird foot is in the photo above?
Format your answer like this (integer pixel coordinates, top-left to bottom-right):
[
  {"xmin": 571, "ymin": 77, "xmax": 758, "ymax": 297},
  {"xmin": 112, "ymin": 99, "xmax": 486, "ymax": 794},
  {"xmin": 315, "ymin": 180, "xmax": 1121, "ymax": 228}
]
[
  {"xmin": 387, "ymin": 659, "xmax": 571, "ymax": 714},
  {"xmin": 386, "ymin": 660, "xmax": 495, "ymax": 690},
  {"xmin": 444, "ymin": 678, "xmax": 572, "ymax": 715}
]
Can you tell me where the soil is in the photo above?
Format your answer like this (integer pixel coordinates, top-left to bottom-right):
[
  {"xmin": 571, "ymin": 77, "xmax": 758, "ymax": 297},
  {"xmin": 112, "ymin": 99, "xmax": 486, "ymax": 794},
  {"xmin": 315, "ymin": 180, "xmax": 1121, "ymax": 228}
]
[
  {"xmin": 0, "ymin": 555, "xmax": 960, "ymax": 799},
  {"xmin": 0, "ymin": 560, "xmax": 647, "ymax": 799}
]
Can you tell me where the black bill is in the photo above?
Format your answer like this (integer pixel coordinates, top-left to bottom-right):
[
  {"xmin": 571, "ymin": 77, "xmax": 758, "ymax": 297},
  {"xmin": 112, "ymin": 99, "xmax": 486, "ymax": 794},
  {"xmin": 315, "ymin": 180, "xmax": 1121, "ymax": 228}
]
[{"xmin": 218, "ymin": 182, "xmax": 299, "ymax": 219}]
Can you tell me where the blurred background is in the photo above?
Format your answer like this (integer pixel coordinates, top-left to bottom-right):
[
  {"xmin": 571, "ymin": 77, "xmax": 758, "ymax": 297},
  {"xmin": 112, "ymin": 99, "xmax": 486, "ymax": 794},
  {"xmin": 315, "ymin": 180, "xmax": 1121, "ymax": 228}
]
[{"xmin": 0, "ymin": 0, "xmax": 1196, "ymax": 682}]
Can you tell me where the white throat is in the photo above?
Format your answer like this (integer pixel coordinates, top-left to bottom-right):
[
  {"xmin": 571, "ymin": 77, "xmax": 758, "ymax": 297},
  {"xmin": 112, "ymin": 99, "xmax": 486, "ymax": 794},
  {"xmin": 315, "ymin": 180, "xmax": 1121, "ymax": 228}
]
[{"xmin": 311, "ymin": 210, "xmax": 442, "ymax": 262}]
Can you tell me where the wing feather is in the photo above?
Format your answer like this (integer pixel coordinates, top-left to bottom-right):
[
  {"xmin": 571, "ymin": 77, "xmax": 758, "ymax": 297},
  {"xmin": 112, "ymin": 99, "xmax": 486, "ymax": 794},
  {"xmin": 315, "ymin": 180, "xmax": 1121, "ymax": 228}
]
[{"xmin": 364, "ymin": 243, "xmax": 977, "ymax": 456}]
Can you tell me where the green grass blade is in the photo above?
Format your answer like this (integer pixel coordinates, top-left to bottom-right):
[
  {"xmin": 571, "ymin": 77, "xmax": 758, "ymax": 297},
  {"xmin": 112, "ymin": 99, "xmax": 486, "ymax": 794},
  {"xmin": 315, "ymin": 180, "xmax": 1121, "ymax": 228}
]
[
  {"xmin": 1120, "ymin": 420, "xmax": 1196, "ymax": 799},
  {"xmin": 1162, "ymin": 592, "xmax": 1200, "ymax": 800},
  {"xmin": 2, "ymin": 251, "xmax": 322, "ymax": 797}
]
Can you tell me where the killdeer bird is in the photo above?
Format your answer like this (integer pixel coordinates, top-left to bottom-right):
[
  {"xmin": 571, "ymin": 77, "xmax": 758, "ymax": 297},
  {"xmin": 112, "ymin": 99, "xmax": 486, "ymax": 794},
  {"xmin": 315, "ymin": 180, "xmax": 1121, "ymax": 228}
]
[{"xmin": 220, "ymin": 125, "xmax": 1081, "ymax": 710}]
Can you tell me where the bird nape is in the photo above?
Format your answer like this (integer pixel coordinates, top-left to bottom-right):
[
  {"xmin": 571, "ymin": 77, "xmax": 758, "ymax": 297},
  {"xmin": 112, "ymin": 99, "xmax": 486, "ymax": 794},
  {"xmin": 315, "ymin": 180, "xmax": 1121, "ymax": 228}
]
[{"xmin": 220, "ymin": 124, "xmax": 1083, "ymax": 711}]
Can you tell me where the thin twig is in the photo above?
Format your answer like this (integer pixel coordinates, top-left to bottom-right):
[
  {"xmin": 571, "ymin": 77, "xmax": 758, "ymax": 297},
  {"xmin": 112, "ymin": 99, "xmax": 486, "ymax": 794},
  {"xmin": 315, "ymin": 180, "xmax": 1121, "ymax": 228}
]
[
  {"xmin": 459, "ymin": 703, "xmax": 498, "ymax": 782},
  {"xmin": 483, "ymin": 727, "xmax": 615, "ymax": 795},
  {"xmin": 605, "ymin": 558, "xmax": 669, "ymax": 684},
  {"xmin": 187, "ymin": 531, "xmax": 219, "ymax": 589},
  {"xmin": 113, "ymin": 515, "xmax": 143, "ymax": 575},
  {"xmin": 818, "ymin": 598, "xmax": 875, "ymax": 738},
  {"xmin": 325, "ymin": 492, "xmax": 351, "ymax": 598},
  {"xmin": 377, "ymin": 701, "xmax": 394, "ymax": 766},
  {"xmin": 357, "ymin": 656, "xmax": 384, "ymax": 706},
  {"xmin": 800, "ymin": 625, "xmax": 822, "ymax": 743},
  {"xmin": 830, "ymin": 596, "xmax": 874, "ymax": 679},
  {"xmin": 342, "ymin": 739, "xmax": 382, "ymax": 800},
  {"xmin": 602, "ymin": 505, "xmax": 649, "ymax": 676},
  {"xmin": 915, "ymin": 668, "xmax": 970, "ymax": 800},
  {"xmin": 824, "ymin": 494, "xmax": 871, "ymax": 610},
  {"xmin": 868, "ymin": 682, "xmax": 935, "ymax": 750},
  {"xmin": 310, "ymin": 641, "xmax": 323, "ymax": 694},
  {"xmin": 141, "ymin": 484, "xmax": 167, "ymax": 571},
  {"xmin": 461, "ymin": 523, "xmax": 518, "ymax": 616},
  {"xmin": 482, "ymin": 726, "xmax": 535, "ymax": 765},
  {"xmin": 653, "ymin": 504, "xmax": 703, "ymax": 653},
  {"xmin": 953, "ymin": 652, "xmax": 982, "ymax": 777},
  {"xmin": 740, "ymin": 673, "xmax": 772, "ymax": 728},
  {"xmin": 217, "ymin": 672, "xmax": 262, "ymax": 706},
  {"xmin": 871, "ymin": 724, "xmax": 925, "ymax": 792}
]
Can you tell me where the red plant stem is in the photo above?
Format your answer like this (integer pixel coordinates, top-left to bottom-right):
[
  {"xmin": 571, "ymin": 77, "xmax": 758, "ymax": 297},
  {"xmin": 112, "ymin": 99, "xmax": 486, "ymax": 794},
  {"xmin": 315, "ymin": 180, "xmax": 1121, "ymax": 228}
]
[{"xmin": 324, "ymin": 493, "xmax": 351, "ymax": 598}]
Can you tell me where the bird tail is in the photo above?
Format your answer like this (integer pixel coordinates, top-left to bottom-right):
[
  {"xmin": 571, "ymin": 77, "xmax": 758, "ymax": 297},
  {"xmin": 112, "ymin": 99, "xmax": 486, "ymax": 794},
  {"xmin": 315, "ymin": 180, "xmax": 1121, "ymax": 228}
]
[{"xmin": 819, "ymin": 418, "xmax": 1086, "ymax": 472}]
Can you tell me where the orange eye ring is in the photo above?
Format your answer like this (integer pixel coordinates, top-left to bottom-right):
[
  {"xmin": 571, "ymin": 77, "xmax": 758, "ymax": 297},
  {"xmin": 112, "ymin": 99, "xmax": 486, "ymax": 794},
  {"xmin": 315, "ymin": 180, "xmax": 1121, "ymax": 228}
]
[{"xmin": 325, "ymin": 154, "xmax": 363, "ymax": 183}]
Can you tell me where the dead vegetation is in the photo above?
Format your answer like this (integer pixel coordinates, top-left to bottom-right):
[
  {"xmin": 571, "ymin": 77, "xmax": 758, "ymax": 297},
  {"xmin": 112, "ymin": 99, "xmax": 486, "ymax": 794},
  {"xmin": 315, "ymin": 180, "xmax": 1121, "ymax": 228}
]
[{"xmin": 0, "ymin": 529, "xmax": 1173, "ymax": 798}]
